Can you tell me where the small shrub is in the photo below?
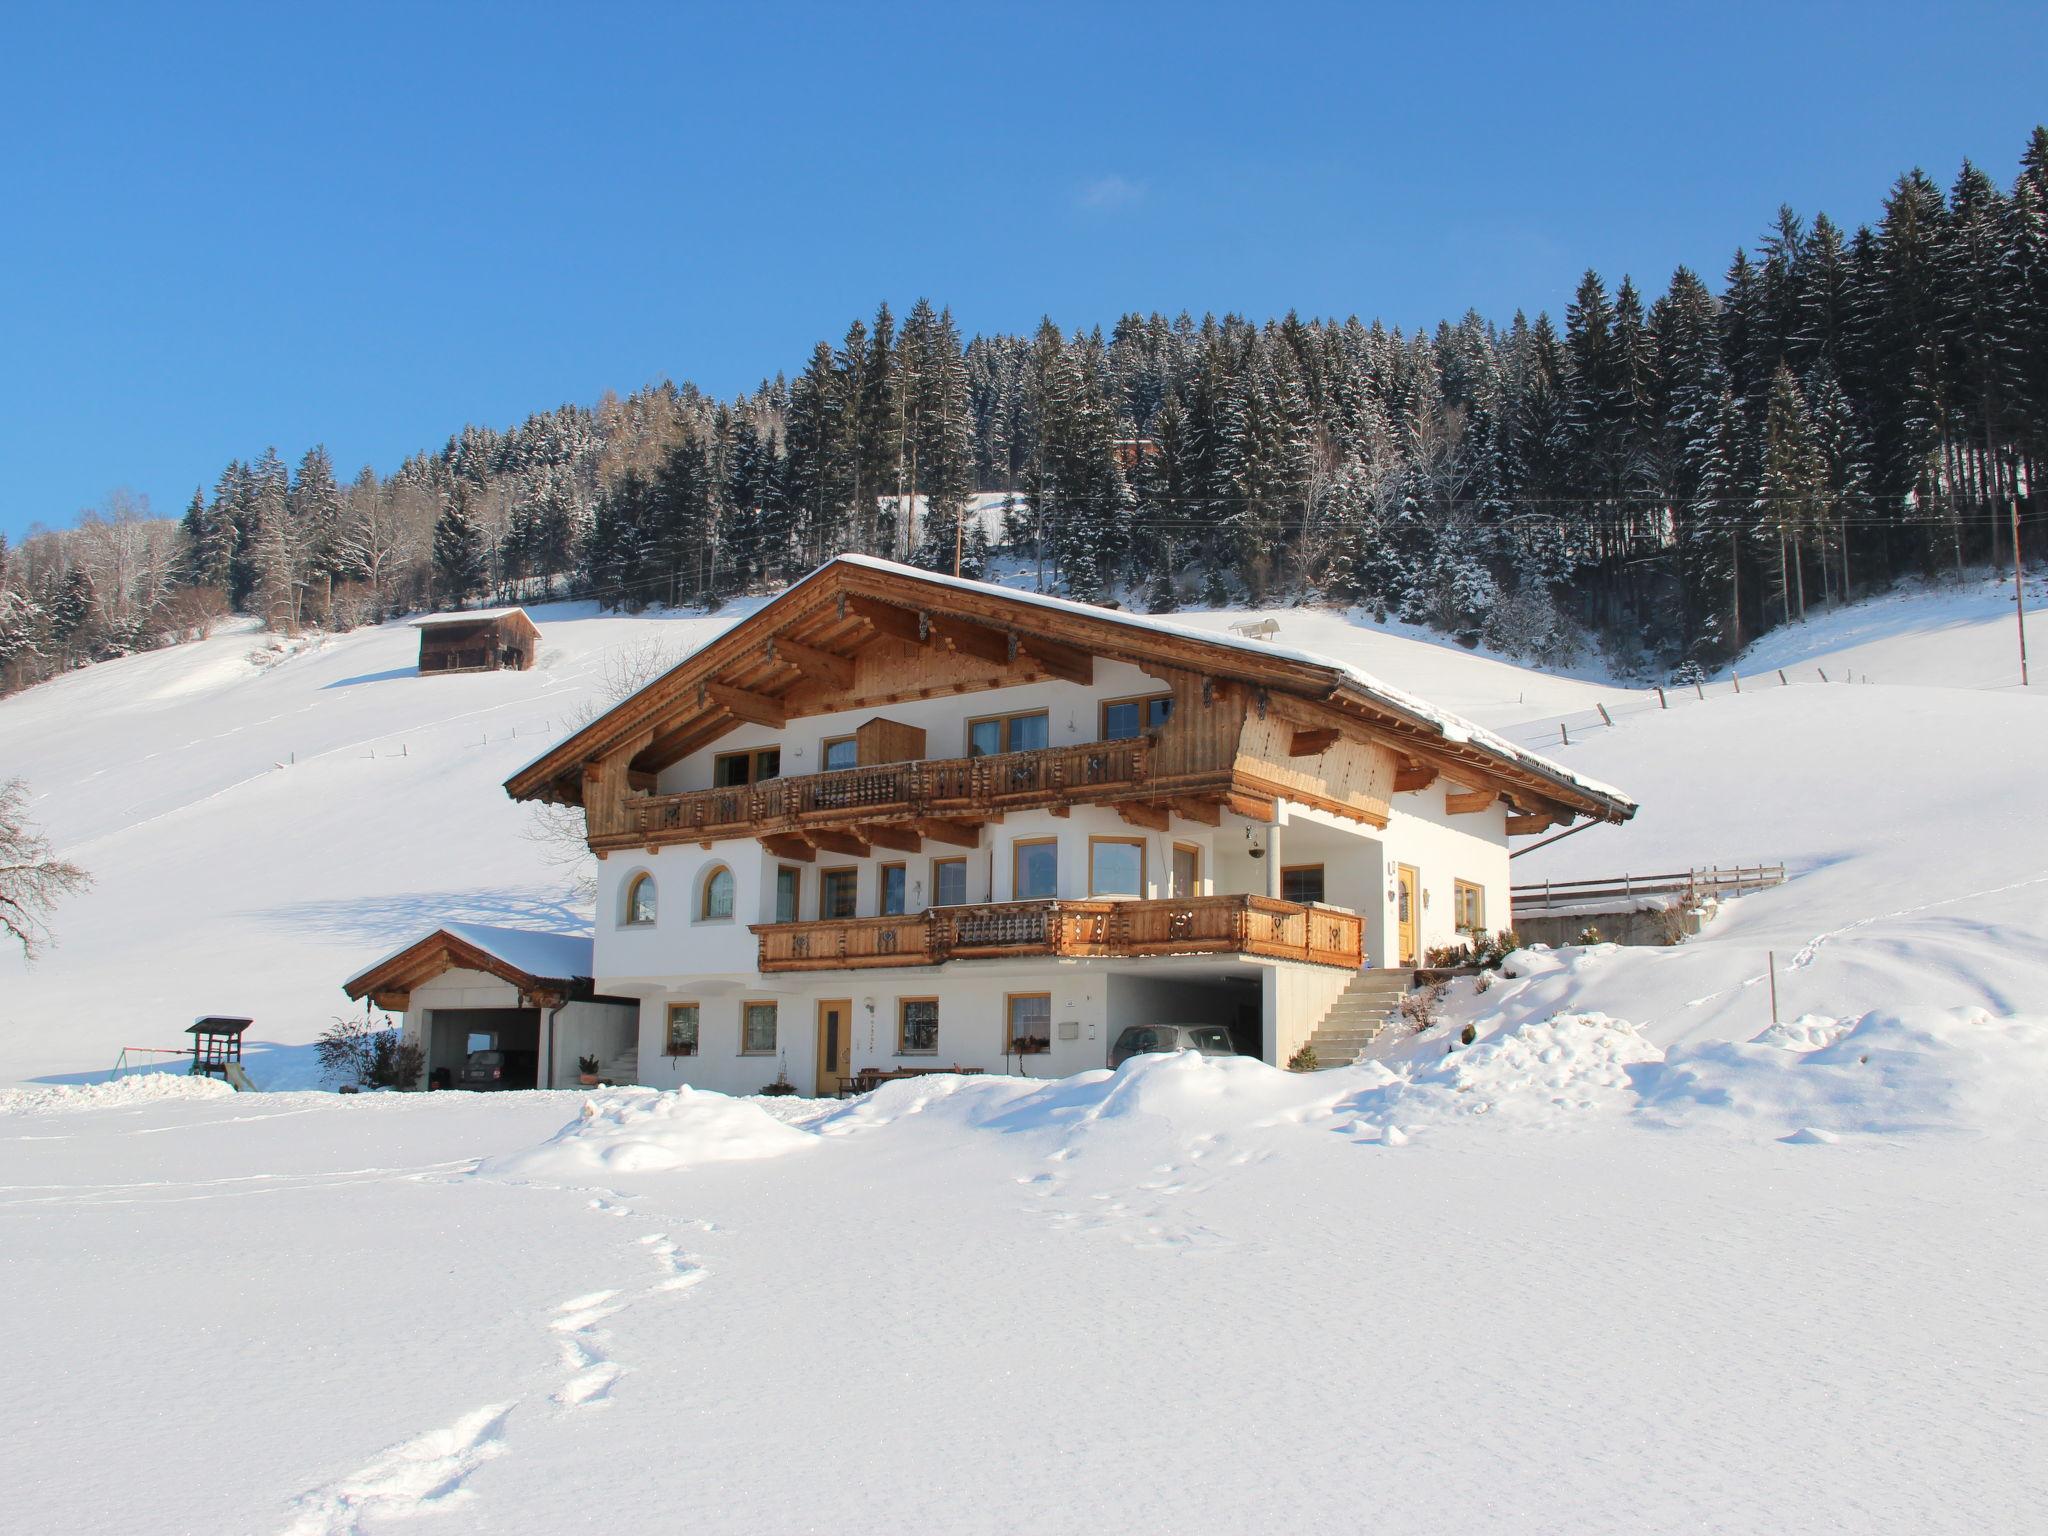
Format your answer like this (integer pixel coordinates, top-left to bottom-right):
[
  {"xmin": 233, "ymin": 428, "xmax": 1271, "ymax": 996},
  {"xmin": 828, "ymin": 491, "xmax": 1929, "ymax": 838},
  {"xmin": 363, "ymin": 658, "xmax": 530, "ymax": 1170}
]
[
  {"xmin": 1286, "ymin": 1042, "xmax": 1319, "ymax": 1072},
  {"xmin": 1576, "ymin": 925, "xmax": 1604, "ymax": 946},
  {"xmin": 1399, "ymin": 981, "xmax": 1448, "ymax": 1033},
  {"xmin": 577, "ymin": 1053, "xmax": 601, "ymax": 1076},
  {"xmin": 1474, "ymin": 972, "xmax": 1493, "ymax": 994},
  {"xmin": 366, "ymin": 1032, "xmax": 425, "ymax": 1090},
  {"xmin": 318, "ymin": 1014, "xmax": 421, "ymax": 1089}
]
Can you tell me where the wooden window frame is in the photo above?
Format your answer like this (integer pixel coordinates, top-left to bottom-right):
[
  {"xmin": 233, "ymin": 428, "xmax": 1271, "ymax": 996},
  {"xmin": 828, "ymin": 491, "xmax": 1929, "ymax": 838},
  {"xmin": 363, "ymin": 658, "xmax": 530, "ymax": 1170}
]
[
  {"xmin": 740, "ymin": 1000, "xmax": 778, "ymax": 1056},
  {"xmin": 897, "ymin": 996, "xmax": 940, "ymax": 1056},
  {"xmin": 820, "ymin": 734, "xmax": 859, "ymax": 772},
  {"xmin": 1005, "ymin": 991, "xmax": 1052, "ymax": 1056},
  {"xmin": 1279, "ymin": 863, "xmax": 1326, "ymax": 905},
  {"xmin": 664, "ymin": 1002, "xmax": 700, "ymax": 1057},
  {"xmin": 1011, "ymin": 837, "xmax": 1059, "ymax": 901},
  {"xmin": 698, "ymin": 863, "xmax": 736, "ymax": 922},
  {"xmin": 1087, "ymin": 835, "xmax": 1148, "ymax": 898},
  {"xmin": 931, "ymin": 855, "xmax": 968, "ymax": 907},
  {"xmin": 879, "ymin": 861, "xmax": 907, "ymax": 916},
  {"xmin": 774, "ymin": 864, "xmax": 802, "ymax": 925},
  {"xmin": 819, "ymin": 865, "xmax": 860, "ymax": 920},
  {"xmin": 623, "ymin": 870, "xmax": 657, "ymax": 926},
  {"xmin": 712, "ymin": 747, "xmax": 781, "ymax": 787},
  {"xmin": 1454, "ymin": 879, "xmax": 1485, "ymax": 931},
  {"xmin": 1169, "ymin": 841, "xmax": 1203, "ymax": 899},
  {"xmin": 966, "ymin": 709, "xmax": 1050, "ymax": 757},
  {"xmin": 1098, "ymin": 693, "xmax": 1175, "ymax": 741}
]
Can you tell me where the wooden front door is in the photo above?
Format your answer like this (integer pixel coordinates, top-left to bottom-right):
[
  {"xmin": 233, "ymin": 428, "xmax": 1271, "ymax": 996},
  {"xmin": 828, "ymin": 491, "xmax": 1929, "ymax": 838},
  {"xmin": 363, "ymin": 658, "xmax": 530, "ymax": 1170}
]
[
  {"xmin": 816, "ymin": 999, "xmax": 851, "ymax": 1096},
  {"xmin": 1396, "ymin": 864, "xmax": 1420, "ymax": 967}
]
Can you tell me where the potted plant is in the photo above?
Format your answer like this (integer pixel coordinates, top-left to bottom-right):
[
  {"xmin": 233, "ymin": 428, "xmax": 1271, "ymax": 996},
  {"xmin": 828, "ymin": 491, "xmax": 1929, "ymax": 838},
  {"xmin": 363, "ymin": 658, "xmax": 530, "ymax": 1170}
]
[{"xmin": 577, "ymin": 1053, "xmax": 602, "ymax": 1086}]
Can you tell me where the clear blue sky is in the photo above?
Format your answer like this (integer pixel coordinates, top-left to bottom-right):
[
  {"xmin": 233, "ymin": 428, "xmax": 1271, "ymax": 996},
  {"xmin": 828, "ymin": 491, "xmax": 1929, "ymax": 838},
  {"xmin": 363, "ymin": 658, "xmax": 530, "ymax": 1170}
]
[{"xmin": 4, "ymin": 1, "xmax": 2043, "ymax": 542}]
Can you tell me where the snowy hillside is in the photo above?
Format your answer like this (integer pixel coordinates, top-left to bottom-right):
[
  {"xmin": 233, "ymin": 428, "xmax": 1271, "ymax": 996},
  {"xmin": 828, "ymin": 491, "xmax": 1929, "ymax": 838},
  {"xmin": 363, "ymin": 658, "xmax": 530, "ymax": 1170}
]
[
  {"xmin": 4, "ymin": 573, "xmax": 2046, "ymax": 1535},
  {"xmin": 3, "ymin": 572, "xmax": 2044, "ymax": 1086}
]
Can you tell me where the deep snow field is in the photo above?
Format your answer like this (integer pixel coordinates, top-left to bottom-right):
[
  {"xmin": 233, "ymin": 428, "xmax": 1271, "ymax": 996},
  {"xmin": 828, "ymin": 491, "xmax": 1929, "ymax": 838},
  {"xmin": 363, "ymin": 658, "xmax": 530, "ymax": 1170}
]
[{"xmin": 3, "ymin": 571, "xmax": 2045, "ymax": 1534}]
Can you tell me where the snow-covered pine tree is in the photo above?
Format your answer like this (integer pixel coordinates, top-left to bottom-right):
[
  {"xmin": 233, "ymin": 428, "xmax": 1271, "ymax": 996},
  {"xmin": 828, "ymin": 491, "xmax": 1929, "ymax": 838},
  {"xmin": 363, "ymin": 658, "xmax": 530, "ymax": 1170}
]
[{"xmin": 431, "ymin": 487, "xmax": 488, "ymax": 607}]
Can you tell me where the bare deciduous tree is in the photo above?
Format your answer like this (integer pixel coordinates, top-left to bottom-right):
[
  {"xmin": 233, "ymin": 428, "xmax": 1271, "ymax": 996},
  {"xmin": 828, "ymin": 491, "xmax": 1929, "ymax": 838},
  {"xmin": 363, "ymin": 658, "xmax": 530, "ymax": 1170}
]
[{"xmin": 0, "ymin": 779, "xmax": 91, "ymax": 960}]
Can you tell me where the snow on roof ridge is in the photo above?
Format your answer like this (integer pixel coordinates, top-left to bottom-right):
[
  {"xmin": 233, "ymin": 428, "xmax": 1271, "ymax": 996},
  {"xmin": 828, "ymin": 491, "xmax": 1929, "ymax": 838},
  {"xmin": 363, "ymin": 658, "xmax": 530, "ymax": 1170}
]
[
  {"xmin": 828, "ymin": 555, "xmax": 1635, "ymax": 811},
  {"xmin": 412, "ymin": 606, "xmax": 534, "ymax": 626},
  {"xmin": 343, "ymin": 922, "xmax": 594, "ymax": 990}
]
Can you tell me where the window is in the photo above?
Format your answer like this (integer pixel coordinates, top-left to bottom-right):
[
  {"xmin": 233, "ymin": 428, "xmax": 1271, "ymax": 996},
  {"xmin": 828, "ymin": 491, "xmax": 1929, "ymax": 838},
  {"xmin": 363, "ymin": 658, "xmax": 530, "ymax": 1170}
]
[
  {"xmin": 1170, "ymin": 843, "xmax": 1201, "ymax": 899},
  {"xmin": 821, "ymin": 867, "xmax": 859, "ymax": 919},
  {"xmin": 1100, "ymin": 695, "xmax": 1174, "ymax": 741},
  {"xmin": 1455, "ymin": 879, "xmax": 1485, "ymax": 931},
  {"xmin": 624, "ymin": 871, "xmax": 657, "ymax": 925},
  {"xmin": 775, "ymin": 865, "xmax": 801, "ymax": 924},
  {"xmin": 1089, "ymin": 836, "xmax": 1146, "ymax": 897},
  {"xmin": 713, "ymin": 748, "xmax": 780, "ymax": 787},
  {"xmin": 898, "ymin": 998, "xmax": 939, "ymax": 1054},
  {"xmin": 699, "ymin": 864, "xmax": 735, "ymax": 921},
  {"xmin": 665, "ymin": 1003, "xmax": 699, "ymax": 1056},
  {"xmin": 1013, "ymin": 838, "xmax": 1058, "ymax": 900},
  {"xmin": 967, "ymin": 710, "xmax": 1049, "ymax": 757},
  {"xmin": 742, "ymin": 1002, "xmax": 778, "ymax": 1055},
  {"xmin": 821, "ymin": 735, "xmax": 858, "ymax": 771},
  {"xmin": 1006, "ymin": 993, "xmax": 1051, "ymax": 1054},
  {"xmin": 1280, "ymin": 864, "xmax": 1325, "ymax": 904},
  {"xmin": 880, "ymin": 862, "xmax": 907, "ymax": 916},
  {"xmin": 932, "ymin": 856, "xmax": 968, "ymax": 906}
]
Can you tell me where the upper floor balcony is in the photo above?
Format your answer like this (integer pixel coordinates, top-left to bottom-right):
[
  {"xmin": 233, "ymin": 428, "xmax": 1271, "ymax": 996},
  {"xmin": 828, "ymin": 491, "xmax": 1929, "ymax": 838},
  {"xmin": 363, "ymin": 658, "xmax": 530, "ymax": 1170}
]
[
  {"xmin": 749, "ymin": 893, "xmax": 1363, "ymax": 973},
  {"xmin": 601, "ymin": 736, "xmax": 1208, "ymax": 851}
]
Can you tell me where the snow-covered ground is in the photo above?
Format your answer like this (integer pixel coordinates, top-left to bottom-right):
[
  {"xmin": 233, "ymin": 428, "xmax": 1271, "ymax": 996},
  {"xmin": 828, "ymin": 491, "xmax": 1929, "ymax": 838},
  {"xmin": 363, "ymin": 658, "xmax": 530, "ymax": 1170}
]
[{"xmin": 3, "ymin": 571, "xmax": 2045, "ymax": 1533}]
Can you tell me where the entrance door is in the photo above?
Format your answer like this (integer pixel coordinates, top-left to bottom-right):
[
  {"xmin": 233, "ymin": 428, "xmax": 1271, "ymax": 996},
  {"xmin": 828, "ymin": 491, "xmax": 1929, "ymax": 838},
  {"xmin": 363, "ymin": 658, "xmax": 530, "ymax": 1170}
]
[
  {"xmin": 816, "ymin": 999, "xmax": 851, "ymax": 1096},
  {"xmin": 1396, "ymin": 865, "xmax": 1421, "ymax": 967}
]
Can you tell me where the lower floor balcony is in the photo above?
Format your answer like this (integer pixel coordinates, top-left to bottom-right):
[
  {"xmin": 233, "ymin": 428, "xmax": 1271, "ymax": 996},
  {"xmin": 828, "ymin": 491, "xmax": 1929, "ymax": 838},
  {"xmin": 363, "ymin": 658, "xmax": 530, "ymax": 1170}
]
[{"xmin": 750, "ymin": 894, "xmax": 1362, "ymax": 973}]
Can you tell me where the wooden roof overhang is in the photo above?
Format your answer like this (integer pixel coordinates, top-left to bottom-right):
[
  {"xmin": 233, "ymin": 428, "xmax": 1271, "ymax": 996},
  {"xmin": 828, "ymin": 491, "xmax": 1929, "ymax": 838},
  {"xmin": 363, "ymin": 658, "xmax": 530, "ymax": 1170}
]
[
  {"xmin": 502, "ymin": 557, "xmax": 1635, "ymax": 830},
  {"xmin": 342, "ymin": 929, "xmax": 591, "ymax": 1014}
]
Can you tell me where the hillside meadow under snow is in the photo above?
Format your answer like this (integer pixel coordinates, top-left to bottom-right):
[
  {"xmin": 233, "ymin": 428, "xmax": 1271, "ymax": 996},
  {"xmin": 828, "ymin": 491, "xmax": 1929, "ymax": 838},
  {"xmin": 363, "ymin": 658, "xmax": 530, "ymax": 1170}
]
[{"xmin": 3, "ymin": 571, "xmax": 2045, "ymax": 1533}]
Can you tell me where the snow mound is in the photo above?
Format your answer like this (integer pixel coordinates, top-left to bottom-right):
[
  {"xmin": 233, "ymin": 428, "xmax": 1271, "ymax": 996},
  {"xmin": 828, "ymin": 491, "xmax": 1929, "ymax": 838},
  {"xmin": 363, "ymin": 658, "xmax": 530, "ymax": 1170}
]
[
  {"xmin": 479, "ymin": 1086, "xmax": 816, "ymax": 1178},
  {"xmin": 1636, "ymin": 1007, "xmax": 2048, "ymax": 1139},
  {"xmin": 0, "ymin": 1072, "xmax": 235, "ymax": 1116},
  {"xmin": 1335, "ymin": 1012, "xmax": 1663, "ymax": 1137}
]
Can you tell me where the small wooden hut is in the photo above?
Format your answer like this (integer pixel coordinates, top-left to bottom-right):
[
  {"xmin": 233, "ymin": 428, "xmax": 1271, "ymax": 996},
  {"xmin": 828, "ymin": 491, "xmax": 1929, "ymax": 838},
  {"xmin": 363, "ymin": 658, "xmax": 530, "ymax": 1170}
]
[{"xmin": 413, "ymin": 608, "xmax": 541, "ymax": 674}]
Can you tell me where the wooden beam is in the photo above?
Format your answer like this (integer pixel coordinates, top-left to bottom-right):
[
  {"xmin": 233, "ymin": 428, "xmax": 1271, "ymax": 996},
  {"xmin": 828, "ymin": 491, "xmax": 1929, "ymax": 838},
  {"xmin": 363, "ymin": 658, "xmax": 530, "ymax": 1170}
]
[
  {"xmin": 929, "ymin": 615, "xmax": 1010, "ymax": 665},
  {"xmin": 1117, "ymin": 802, "xmax": 1171, "ymax": 831},
  {"xmin": 638, "ymin": 709, "xmax": 731, "ymax": 774},
  {"xmin": 916, "ymin": 818, "xmax": 981, "ymax": 847},
  {"xmin": 704, "ymin": 682, "xmax": 786, "ymax": 728},
  {"xmin": 1013, "ymin": 632, "xmax": 1093, "ymax": 685},
  {"xmin": 761, "ymin": 834, "xmax": 816, "ymax": 863},
  {"xmin": 806, "ymin": 828, "xmax": 870, "ymax": 857},
  {"xmin": 765, "ymin": 636, "xmax": 853, "ymax": 689},
  {"xmin": 1226, "ymin": 790, "xmax": 1276, "ymax": 823},
  {"xmin": 1172, "ymin": 797, "xmax": 1222, "ymax": 826},
  {"xmin": 864, "ymin": 823, "xmax": 923, "ymax": 853},
  {"xmin": 1506, "ymin": 812, "xmax": 1561, "ymax": 835},
  {"xmin": 1393, "ymin": 761, "xmax": 1439, "ymax": 793},
  {"xmin": 1445, "ymin": 788, "xmax": 1498, "ymax": 815},
  {"xmin": 1287, "ymin": 726, "xmax": 1340, "ymax": 757},
  {"xmin": 845, "ymin": 595, "xmax": 925, "ymax": 645}
]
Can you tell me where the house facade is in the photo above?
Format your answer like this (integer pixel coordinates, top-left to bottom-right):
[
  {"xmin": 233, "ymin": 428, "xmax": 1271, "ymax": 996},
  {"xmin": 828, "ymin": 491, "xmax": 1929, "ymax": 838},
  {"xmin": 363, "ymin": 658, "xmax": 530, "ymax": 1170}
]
[{"xmin": 499, "ymin": 557, "xmax": 1633, "ymax": 1097}]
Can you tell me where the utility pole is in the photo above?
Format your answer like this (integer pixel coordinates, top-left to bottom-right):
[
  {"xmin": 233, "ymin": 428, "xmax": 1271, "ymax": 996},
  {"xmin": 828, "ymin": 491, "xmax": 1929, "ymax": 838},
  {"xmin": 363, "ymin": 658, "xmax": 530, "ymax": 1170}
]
[{"xmin": 2015, "ymin": 497, "xmax": 2029, "ymax": 688}]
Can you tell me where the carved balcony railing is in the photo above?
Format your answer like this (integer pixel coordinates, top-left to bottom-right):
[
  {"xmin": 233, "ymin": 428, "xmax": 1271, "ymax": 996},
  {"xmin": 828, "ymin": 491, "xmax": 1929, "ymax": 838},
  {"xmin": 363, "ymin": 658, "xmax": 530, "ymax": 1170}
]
[
  {"xmin": 616, "ymin": 737, "xmax": 1162, "ymax": 845},
  {"xmin": 751, "ymin": 895, "xmax": 1362, "ymax": 973}
]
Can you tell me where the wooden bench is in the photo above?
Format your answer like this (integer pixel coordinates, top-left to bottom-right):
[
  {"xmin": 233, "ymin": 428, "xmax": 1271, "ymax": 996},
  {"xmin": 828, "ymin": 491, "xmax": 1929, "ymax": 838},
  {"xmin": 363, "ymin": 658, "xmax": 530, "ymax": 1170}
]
[{"xmin": 844, "ymin": 1065, "xmax": 986, "ymax": 1096}]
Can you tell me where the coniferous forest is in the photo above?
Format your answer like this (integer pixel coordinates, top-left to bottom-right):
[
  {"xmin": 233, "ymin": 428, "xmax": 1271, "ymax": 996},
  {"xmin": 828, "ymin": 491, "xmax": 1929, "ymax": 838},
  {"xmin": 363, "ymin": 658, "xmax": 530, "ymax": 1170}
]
[{"xmin": 4, "ymin": 129, "xmax": 2047, "ymax": 694}]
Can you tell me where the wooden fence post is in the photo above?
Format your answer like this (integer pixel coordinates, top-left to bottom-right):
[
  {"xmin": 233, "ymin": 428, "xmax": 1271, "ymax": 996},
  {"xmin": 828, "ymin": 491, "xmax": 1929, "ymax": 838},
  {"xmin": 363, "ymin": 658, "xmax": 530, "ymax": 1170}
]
[
  {"xmin": 1732, "ymin": 673, "xmax": 1741, "ymax": 693},
  {"xmin": 1777, "ymin": 669, "xmax": 1788, "ymax": 685},
  {"xmin": 1597, "ymin": 703, "xmax": 1613, "ymax": 726},
  {"xmin": 1560, "ymin": 723, "xmax": 1570, "ymax": 746},
  {"xmin": 1656, "ymin": 687, "xmax": 1667, "ymax": 709}
]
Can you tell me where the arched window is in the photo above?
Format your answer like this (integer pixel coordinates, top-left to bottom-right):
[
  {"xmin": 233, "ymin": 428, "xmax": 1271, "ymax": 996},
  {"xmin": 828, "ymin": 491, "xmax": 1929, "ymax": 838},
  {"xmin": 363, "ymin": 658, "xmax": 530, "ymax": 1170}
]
[
  {"xmin": 623, "ymin": 871, "xmax": 657, "ymax": 926},
  {"xmin": 700, "ymin": 864, "xmax": 736, "ymax": 922}
]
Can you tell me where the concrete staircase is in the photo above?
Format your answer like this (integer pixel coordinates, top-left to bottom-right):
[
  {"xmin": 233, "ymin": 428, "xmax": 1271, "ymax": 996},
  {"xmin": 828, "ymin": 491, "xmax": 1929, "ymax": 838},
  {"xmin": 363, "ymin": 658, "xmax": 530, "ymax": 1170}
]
[{"xmin": 1303, "ymin": 970, "xmax": 1413, "ymax": 1069}]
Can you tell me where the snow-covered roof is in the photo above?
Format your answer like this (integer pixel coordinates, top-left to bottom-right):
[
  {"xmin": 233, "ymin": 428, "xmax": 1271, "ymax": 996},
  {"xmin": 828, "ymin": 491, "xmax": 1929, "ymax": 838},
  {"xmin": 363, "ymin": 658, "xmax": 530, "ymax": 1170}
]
[
  {"xmin": 343, "ymin": 922, "xmax": 593, "ymax": 994},
  {"xmin": 824, "ymin": 556, "xmax": 1637, "ymax": 813},
  {"xmin": 506, "ymin": 554, "xmax": 1633, "ymax": 821},
  {"xmin": 412, "ymin": 607, "xmax": 536, "ymax": 628}
]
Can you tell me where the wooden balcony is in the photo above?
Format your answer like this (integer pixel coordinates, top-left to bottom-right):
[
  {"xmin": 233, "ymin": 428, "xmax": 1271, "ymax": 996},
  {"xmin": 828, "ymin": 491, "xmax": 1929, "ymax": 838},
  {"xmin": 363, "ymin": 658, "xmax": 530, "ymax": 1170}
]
[
  {"xmin": 611, "ymin": 737, "xmax": 1178, "ymax": 848},
  {"xmin": 751, "ymin": 894, "xmax": 1363, "ymax": 973}
]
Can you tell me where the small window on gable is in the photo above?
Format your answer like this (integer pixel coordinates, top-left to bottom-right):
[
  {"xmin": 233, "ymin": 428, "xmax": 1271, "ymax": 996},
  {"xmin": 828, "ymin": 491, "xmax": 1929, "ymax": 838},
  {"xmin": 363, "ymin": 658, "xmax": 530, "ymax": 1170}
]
[
  {"xmin": 821, "ymin": 735, "xmax": 858, "ymax": 771},
  {"xmin": 700, "ymin": 864, "xmax": 735, "ymax": 922},
  {"xmin": 821, "ymin": 867, "xmax": 859, "ymax": 919},
  {"xmin": 1280, "ymin": 865, "xmax": 1325, "ymax": 905},
  {"xmin": 624, "ymin": 872, "xmax": 657, "ymax": 926},
  {"xmin": 967, "ymin": 711, "xmax": 1049, "ymax": 757},
  {"xmin": 932, "ymin": 857, "xmax": 968, "ymax": 906},
  {"xmin": 1101, "ymin": 695, "xmax": 1174, "ymax": 741},
  {"xmin": 1455, "ymin": 879, "xmax": 1485, "ymax": 931},
  {"xmin": 880, "ymin": 863, "xmax": 907, "ymax": 916}
]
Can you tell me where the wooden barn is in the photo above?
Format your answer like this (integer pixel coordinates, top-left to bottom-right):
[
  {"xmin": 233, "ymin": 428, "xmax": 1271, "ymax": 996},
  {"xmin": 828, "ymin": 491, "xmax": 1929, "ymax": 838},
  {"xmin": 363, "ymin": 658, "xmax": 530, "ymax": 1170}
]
[{"xmin": 413, "ymin": 608, "xmax": 541, "ymax": 674}]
